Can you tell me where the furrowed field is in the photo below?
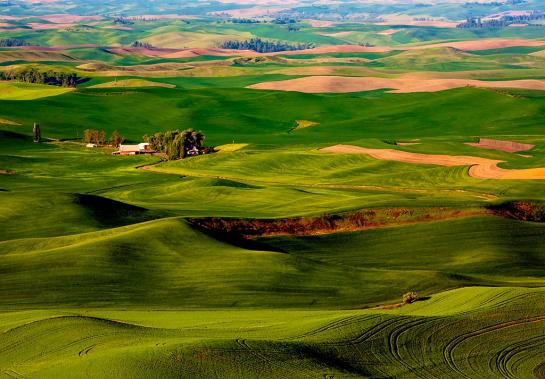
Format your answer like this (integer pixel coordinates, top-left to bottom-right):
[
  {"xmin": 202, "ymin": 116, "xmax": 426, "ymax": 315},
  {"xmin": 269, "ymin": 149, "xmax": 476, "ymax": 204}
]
[{"xmin": 2, "ymin": 8, "xmax": 545, "ymax": 378}]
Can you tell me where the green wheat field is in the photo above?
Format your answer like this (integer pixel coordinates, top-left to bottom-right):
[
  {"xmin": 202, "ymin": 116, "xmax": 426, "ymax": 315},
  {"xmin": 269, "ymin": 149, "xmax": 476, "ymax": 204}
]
[{"xmin": 1, "ymin": 0, "xmax": 545, "ymax": 377}]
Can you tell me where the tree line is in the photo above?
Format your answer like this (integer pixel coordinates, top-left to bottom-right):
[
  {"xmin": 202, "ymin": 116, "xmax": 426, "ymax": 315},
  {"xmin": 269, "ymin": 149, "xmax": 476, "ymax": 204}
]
[
  {"xmin": 113, "ymin": 17, "xmax": 134, "ymax": 25},
  {"xmin": 144, "ymin": 129, "xmax": 208, "ymax": 160},
  {"xmin": 228, "ymin": 18, "xmax": 263, "ymax": 24},
  {"xmin": 83, "ymin": 129, "xmax": 124, "ymax": 147},
  {"xmin": 219, "ymin": 38, "xmax": 314, "ymax": 53},
  {"xmin": 0, "ymin": 38, "xmax": 30, "ymax": 47},
  {"xmin": 0, "ymin": 67, "xmax": 83, "ymax": 87},
  {"xmin": 131, "ymin": 41, "xmax": 154, "ymax": 48},
  {"xmin": 457, "ymin": 12, "xmax": 545, "ymax": 28}
]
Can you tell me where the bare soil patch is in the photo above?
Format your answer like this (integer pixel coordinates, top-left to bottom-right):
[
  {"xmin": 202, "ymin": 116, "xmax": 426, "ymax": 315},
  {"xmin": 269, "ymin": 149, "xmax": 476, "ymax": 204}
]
[
  {"xmin": 248, "ymin": 75, "xmax": 545, "ymax": 93},
  {"xmin": 283, "ymin": 57, "xmax": 369, "ymax": 65},
  {"xmin": 128, "ymin": 14, "xmax": 198, "ymax": 20},
  {"xmin": 377, "ymin": 28, "xmax": 403, "ymax": 35},
  {"xmin": 17, "ymin": 44, "xmax": 97, "ymax": 51},
  {"xmin": 268, "ymin": 66, "xmax": 376, "ymax": 76},
  {"xmin": 408, "ymin": 38, "xmax": 545, "ymax": 51},
  {"xmin": 377, "ymin": 17, "xmax": 459, "ymax": 28},
  {"xmin": 28, "ymin": 23, "xmax": 74, "ymax": 30},
  {"xmin": 278, "ymin": 44, "xmax": 393, "ymax": 55},
  {"xmin": 38, "ymin": 14, "xmax": 103, "ymax": 23},
  {"xmin": 304, "ymin": 19, "xmax": 336, "ymax": 28},
  {"xmin": 103, "ymin": 25, "xmax": 132, "ymax": 31},
  {"xmin": 107, "ymin": 47, "xmax": 255, "ymax": 58},
  {"xmin": 397, "ymin": 142, "xmax": 421, "ymax": 146},
  {"xmin": 188, "ymin": 207, "xmax": 489, "ymax": 238},
  {"xmin": 321, "ymin": 144, "xmax": 545, "ymax": 180},
  {"xmin": 89, "ymin": 79, "xmax": 175, "ymax": 89},
  {"xmin": 465, "ymin": 138, "xmax": 534, "ymax": 153},
  {"xmin": 319, "ymin": 31, "xmax": 355, "ymax": 38}
]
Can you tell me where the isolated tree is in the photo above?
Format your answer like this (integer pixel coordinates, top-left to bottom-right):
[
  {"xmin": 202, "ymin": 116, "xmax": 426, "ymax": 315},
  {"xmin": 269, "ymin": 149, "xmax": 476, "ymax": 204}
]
[
  {"xmin": 32, "ymin": 123, "xmax": 41, "ymax": 143},
  {"xmin": 109, "ymin": 130, "xmax": 124, "ymax": 147},
  {"xmin": 402, "ymin": 291, "xmax": 419, "ymax": 305}
]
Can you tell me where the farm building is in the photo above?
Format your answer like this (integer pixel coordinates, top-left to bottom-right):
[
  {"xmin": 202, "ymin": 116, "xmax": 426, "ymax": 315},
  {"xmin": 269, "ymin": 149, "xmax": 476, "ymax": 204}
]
[{"xmin": 114, "ymin": 143, "xmax": 155, "ymax": 155}]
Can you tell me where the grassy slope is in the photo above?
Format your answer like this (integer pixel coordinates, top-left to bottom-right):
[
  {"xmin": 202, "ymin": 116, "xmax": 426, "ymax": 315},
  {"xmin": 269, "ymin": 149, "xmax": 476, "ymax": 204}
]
[
  {"xmin": 1, "ymin": 287, "xmax": 545, "ymax": 378},
  {"xmin": 1, "ymin": 86, "xmax": 544, "ymax": 143},
  {"xmin": 0, "ymin": 81, "xmax": 74, "ymax": 100},
  {"xmin": 2, "ymin": 20, "xmax": 545, "ymax": 378},
  {"xmin": 2, "ymin": 214, "xmax": 545, "ymax": 310}
]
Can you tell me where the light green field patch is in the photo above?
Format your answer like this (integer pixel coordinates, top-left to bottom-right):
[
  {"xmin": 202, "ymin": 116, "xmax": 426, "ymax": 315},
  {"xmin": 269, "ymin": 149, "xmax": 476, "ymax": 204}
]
[
  {"xmin": 89, "ymin": 79, "xmax": 176, "ymax": 89},
  {"xmin": 0, "ymin": 82, "xmax": 74, "ymax": 100},
  {"xmin": 290, "ymin": 119, "xmax": 320, "ymax": 132},
  {"xmin": 215, "ymin": 143, "xmax": 249, "ymax": 152},
  {"xmin": 0, "ymin": 117, "xmax": 21, "ymax": 125},
  {"xmin": 143, "ymin": 31, "xmax": 253, "ymax": 49}
]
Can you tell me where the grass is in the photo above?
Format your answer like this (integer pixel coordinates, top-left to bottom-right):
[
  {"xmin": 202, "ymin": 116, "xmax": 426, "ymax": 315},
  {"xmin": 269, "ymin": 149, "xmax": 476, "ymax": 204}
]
[
  {"xmin": 1, "ymin": 86, "xmax": 544, "ymax": 143},
  {"xmin": 4, "ymin": 213, "xmax": 545, "ymax": 310},
  {"xmin": 89, "ymin": 78, "xmax": 176, "ymax": 88},
  {"xmin": 1, "ymin": 286, "xmax": 545, "ymax": 378},
  {"xmin": 2, "ymin": 16, "xmax": 545, "ymax": 378},
  {"xmin": 0, "ymin": 81, "xmax": 74, "ymax": 100}
]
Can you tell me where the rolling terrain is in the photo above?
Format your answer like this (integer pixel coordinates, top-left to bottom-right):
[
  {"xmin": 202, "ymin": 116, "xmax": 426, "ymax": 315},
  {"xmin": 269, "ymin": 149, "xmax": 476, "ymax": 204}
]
[{"xmin": 2, "ymin": 2, "xmax": 545, "ymax": 378}]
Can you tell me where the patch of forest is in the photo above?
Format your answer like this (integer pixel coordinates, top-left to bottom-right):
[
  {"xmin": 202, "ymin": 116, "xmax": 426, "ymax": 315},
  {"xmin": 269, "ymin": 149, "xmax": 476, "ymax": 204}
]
[{"xmin": 219, "ymin": 38, "xmax": 314, "ymax": 53}]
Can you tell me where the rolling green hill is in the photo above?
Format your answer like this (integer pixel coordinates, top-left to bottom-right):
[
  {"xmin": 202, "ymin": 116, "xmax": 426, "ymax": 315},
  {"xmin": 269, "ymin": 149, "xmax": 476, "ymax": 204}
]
[
  {"xmin": 2, "ymin": 8, "xmax": 545, "ymax": 378},
  {"xmin": 1, "ymin": 86, "xmax": 544, "ymax": 143},
  {"xmin": 1, "ymin": 286, "xmax": 545, "ymax": 378}
]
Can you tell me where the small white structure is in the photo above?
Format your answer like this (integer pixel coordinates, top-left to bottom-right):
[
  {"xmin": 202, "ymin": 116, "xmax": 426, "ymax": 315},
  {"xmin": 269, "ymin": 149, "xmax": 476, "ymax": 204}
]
[
  {"xmin": 86, "ymin": 143, "xmax": 97, "ymax": 148},
  {"xmin": 114, "ymin": 143, "xmax": 153, "ymax": 155}
]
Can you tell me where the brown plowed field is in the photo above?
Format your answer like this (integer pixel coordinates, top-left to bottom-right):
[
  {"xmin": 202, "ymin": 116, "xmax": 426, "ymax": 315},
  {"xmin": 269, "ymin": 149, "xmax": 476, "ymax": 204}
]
[
  {"xmin": 465, "ymin": 138, "xmax": 534, "ymax": 153},
  {"xmin": 248, "ymin": 76, "xmax": 545, "ymax": 93}
]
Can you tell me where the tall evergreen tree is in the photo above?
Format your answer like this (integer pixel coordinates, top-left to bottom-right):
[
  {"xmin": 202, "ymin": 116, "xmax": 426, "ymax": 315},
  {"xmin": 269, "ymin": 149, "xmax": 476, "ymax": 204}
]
[{"xmin": 32, "ymin": 123, "xmax": 41, "ymax": 143}]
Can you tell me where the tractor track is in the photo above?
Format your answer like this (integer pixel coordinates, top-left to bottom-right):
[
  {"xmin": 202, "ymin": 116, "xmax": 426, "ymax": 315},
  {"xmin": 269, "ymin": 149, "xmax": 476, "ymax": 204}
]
[
  {"xmin": 442, "ymin": 315, "xmax": 545, "ymax": 378},
  {"xmin": 283, "ymin": 314, "xmax": 378, "ymax": 341}
]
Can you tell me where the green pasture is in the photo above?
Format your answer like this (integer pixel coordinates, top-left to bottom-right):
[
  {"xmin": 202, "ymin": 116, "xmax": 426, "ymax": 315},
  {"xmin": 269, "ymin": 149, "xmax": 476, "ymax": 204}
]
[
  {"xmin": 1, "ymin": 86, "xmax": 544, "ymax": 143},
  {"xmin": 1, "ymin": 17, "xmax": 545, "ymax": 378},
  {"xmin": 1, "ymin": 287, "xmax": 545, "ymax": 378}
]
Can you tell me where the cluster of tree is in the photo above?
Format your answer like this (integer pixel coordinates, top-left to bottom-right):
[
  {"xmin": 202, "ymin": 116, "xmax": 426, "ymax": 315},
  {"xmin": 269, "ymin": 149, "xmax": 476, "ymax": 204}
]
[
  {"xmin": 359, "ymin": 42, "xmax": 375, "ymax": 47},
  {"xmin": 272, "ymin": 18, "xmax": 298, "ymax": 24},
  {"xmin": 83, "ymin": 129, "xmax": 124, "ymax": 147},
  {"xmin": 83, "ymin": 129, "xmax": 106, "ymax": 146},
  {"xmin": 0, "ymin": 38, "xmax": 30, "ymax": 47},
  {"xmin": 228, "ymin": 18, "xmax": 262, "ymax": 24},
  {"xmin": 457, "ymin": 12, "xmax": 544, "ymax": 28},
  {"xmin": 131, "ymin": 41, "xmax": 154, "ymax": 48},
  {"xmin": 219, "ymin": 38, "xmax": 314, "ymax": 53},
  {"xmin": 0, "ymin": 67, "xmax": 82, "ymax": 87},
  {"xmin": 502, "ymin": 12, "xmax": 545, "ymax": 23},
  {"xmin": 113, "ymin": 17, "xmax": 134, "ymax": 25},
  {"xmin": 144, "ymin": 129, "xmax": 206, "ymax": 160}
]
